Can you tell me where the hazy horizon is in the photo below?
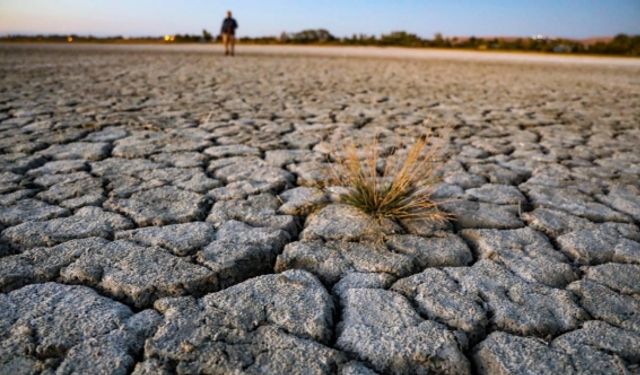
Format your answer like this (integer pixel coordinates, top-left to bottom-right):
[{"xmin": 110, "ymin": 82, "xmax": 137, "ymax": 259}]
[{"xmin": 1, "ymin": 0, "xmax": 639, "ymax": 39}]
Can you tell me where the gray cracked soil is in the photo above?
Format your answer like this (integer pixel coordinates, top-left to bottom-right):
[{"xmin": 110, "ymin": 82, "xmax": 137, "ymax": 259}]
[{"xmin": 1, "ymin": 44, "xmax": 639, "ymax": 374}]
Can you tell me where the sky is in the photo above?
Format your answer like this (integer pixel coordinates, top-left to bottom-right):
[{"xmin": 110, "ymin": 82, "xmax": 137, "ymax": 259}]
[{"xmin": 1, "ymin": 0, "xmax": 639, "ymax": 39}]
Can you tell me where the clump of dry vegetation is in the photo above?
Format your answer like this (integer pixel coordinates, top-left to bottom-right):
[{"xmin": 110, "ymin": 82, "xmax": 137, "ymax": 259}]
[{"xmin": 330, "ymin": 135, "xmax": 450, "ymax": 225}]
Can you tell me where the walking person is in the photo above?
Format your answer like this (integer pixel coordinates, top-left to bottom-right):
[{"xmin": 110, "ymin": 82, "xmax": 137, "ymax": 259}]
[{"xmin": 221, "ymin": 10, "xmax": 238, "ymax": 56}]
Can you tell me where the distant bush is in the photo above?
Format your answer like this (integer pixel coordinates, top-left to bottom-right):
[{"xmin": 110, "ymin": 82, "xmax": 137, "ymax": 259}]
[
  {"xmin": 202, "ymin": 29, "xmax": 213, "ymax": 42},
  {"xmin": 588, "ymin": 34, "xmax": 640, "ymax": 55},
  {"xmin": 379, "ymin": 31, "xmax": 424, "ymax": 47},
  {"xmin": 280, "ymin": 29, "xmax": 336, "ymax": 44}
]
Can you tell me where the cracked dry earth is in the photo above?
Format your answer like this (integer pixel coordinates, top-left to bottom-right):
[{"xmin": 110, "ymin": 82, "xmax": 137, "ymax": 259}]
[{"xmin": 1, "ymin": 45, "xmax": 640, "ymax": 375}]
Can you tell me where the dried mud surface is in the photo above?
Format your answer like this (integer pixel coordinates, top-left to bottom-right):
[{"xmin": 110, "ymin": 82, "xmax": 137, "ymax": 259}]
[{"xmin": 1, "ymin": 44, "xmax": 639, "ymax": 374}]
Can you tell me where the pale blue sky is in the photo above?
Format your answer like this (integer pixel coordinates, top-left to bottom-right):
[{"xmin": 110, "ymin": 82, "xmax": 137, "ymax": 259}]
[{"xmin": 1, "ymin": 0, "xmax": 639, "ymax": 38}]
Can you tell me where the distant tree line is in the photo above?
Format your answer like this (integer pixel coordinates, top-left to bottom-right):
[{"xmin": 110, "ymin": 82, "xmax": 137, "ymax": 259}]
[
  {"xmin": 260, "ymin": 30, "xmax": 640, "ymax": 56},
  {"xmin": 1, "ymin": 30, "xmax": 216, "ymax": 44},
  {"xmin": 2, "ymin": 30, "xmax": 639, "ymax": 56}
]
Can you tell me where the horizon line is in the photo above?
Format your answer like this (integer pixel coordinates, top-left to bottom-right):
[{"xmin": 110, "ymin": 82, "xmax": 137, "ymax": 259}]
[{"xmin": 0, "ymin": 31, "xmax": 628, "ymax": 41}]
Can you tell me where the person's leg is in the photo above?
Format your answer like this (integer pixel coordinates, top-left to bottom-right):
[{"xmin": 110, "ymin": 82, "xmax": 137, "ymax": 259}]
[
  {"xmin": 230, "ymin": 35, "xmax": 236, "ymax": 56},
  {"xmin": 222, "ymin": 34, "xmax": 229, "ymax": 55}
]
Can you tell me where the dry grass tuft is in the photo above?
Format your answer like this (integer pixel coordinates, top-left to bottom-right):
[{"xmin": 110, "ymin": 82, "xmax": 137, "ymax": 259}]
[{"xmin": 330, "ymin": 136, "xmax": 450, "ymax": 225}]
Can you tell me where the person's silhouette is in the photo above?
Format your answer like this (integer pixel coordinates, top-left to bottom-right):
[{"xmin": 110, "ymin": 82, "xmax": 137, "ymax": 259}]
[{"xmin": 221, "ymin": 10, "xmax": 238, "ymax": 56}]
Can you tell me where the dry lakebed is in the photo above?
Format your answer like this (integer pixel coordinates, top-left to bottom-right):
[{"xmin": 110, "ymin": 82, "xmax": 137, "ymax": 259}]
[{"xmin": 0, "ymin": 43, "xmax": 639, "ymax": 374}]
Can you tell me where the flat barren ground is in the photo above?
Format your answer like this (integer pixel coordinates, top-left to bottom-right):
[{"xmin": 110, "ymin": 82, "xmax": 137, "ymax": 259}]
[{"xmin": 1, "ymin": 44, "xmax": 639, "ymax": 374}]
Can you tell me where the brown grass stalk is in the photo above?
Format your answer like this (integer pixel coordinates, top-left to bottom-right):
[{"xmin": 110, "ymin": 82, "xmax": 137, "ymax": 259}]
[{"xmin": 330, "ymin": 136, "xmax": 450, "ymax": 224}]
